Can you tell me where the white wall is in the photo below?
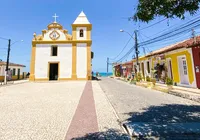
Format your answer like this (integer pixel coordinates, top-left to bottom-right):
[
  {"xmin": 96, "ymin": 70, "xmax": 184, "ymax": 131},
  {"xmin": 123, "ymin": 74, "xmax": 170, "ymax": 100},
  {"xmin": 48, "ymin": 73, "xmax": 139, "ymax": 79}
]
[
  {"xmin": 43, "ymin": 29, "xmax": 66, "ymax": 41},
  {"xmin": 76, "ymin": 27, "xmax": 87, "ymax": 40},
  {"xmin": 0, "ymin": 65, "xmax": 24, "ymax": 76},
  {"xmin": 188, "ymin": 48, "xmax": 197, "ymax": 87},
  {"xmin": 76, "ymin": 43, "xmax": 87, "ymax": 78},
  {"xmin": 0, "ymin": 65, "xmax": 4, "ymax": 76},
  {"xmin": 35, "ymin": 44, "xmax": 72, "ymax": 79}
]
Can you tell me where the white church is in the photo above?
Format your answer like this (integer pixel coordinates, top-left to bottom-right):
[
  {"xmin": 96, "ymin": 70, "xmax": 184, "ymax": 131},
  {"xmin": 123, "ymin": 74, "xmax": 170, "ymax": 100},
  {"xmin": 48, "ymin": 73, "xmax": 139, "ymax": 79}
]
[{"xmin": 29, "ymin": 12, "xmax": 92, "ymax": 81}]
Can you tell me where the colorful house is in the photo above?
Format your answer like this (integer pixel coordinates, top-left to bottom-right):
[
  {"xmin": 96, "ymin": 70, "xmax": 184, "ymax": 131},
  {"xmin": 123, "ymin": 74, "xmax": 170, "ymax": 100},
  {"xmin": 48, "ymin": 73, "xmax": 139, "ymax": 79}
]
[
  {"xmin": 113, "ymin": 63, "xmax": 121, "ymax": 77},
  {"xmin": 0, "ymin": 61, "xmax": 26, "ymax": 81},
  {"xmin": 115, "ymin": 36, "xmax": 200, "ymax": 88},
  {"xmin": 146, "ymin": 41, "xmax": 196, "ymax": 88},
  {"xmin": 122, "ymin": 61, "xmax": 133, "ymax": 79}
]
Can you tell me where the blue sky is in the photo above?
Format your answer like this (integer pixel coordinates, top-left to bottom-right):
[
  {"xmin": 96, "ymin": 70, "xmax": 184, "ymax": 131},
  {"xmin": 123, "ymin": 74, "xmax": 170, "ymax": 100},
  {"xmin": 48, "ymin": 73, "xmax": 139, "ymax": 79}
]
[{"xmin": 0, "ymin": 0, "xmax": 199, "ymax": 72}]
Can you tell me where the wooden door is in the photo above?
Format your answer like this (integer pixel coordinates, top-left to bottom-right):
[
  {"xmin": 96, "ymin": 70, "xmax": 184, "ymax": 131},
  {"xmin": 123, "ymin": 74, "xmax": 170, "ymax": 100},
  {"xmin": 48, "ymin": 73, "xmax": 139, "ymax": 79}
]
[
  {"xmin": 192, "ymin": 47, "xmax": 200, "ymax": 88},
  {"xmin": 178, "ymin": 57, "xmax": 189, "ymax": 85},
  {"xmin": 141, "ymin": 62, "xmax": 144, "ymax": 77}
]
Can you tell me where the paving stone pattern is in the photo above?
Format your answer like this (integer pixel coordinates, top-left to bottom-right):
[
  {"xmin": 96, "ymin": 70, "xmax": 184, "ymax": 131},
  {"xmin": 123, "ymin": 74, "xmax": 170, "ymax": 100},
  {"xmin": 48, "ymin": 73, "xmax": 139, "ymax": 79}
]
[{"xmin": 0, "ymin": 81, "xmax": 123, "ymax": 140}]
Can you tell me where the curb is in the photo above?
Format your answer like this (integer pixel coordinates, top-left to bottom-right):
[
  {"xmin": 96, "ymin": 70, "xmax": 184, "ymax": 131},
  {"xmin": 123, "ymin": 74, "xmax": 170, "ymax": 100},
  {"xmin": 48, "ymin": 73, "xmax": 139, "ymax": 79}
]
[
  {"xmin": 97, "ymin": 81, "xmax": 128, "ymax": 134},
  {"xmin": 169, "ymin": 90, "xmax": 200, "ymax": 103},
  {"xmin": 112, "ymin": 77, "xmax": 200, "ymax": 103}
]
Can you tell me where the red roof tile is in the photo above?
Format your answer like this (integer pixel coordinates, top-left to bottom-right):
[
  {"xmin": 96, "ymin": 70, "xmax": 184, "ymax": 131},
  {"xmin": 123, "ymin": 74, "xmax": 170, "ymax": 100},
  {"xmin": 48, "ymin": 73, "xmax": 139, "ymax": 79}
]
[
  {"xmin": 0, "ymin": 61, "xmax": 26, "ymax": 67},
  {"xmin": 147, "ymin": 36, "xmax": 200, "ymax": 56}
]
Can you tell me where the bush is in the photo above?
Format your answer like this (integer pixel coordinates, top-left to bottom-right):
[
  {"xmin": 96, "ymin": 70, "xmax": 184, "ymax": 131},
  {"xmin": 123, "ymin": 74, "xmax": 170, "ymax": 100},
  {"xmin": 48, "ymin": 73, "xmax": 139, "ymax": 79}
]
[
  {"xmin": 166, "ymin": 77, "xmax": 173, "ymax": 86},
  {"xmin": 130, "ymin": 80, "xmax": 137, "ymax": 85},
  {"xmin": 146, "ymin": 76, "xmax": 151, "ymax": 82},
  {"xmin": 137, "ymin": 73, "xmax": 142, "ymax": 82},
  {"xmin": 151, "ymin": 78, "xmax": 156, "ymax": 86},
  {"xmin": 116, "ymin": 72, "xmax": 121, "ymax": 77}
]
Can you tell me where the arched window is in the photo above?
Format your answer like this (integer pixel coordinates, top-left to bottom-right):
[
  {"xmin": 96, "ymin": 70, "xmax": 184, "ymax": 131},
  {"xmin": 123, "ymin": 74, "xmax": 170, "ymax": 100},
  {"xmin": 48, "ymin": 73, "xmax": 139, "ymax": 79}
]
[{"xmin": 80, "ymin": 29, "xmax": 84, "ymax": 37}]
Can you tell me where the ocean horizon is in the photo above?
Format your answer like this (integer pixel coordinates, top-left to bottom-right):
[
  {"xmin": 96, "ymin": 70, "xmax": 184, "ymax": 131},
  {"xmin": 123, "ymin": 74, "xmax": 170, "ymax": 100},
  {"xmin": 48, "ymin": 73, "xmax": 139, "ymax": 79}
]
[{"xmin": 93, "ymin": 72, "xmax": 113, "ymax": 77}]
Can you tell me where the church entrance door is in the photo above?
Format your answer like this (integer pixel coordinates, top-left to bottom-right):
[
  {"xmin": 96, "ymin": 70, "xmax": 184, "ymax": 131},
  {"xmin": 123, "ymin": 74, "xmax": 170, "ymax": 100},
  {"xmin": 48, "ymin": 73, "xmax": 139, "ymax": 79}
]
[{"xmin": 49, "ymin": 63, "xmax": 58, "ymax": 80}]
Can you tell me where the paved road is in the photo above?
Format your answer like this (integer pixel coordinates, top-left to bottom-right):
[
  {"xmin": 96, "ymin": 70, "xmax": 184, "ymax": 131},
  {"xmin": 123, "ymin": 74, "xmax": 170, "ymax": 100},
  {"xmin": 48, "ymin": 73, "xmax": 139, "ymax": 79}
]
[
  {"xmin": 98, "ymin": 78, "xmax": 200, "ymax": 137},
  {"xmin": 0, "ymin": 81, "xmax": 124, "ymax": 140}
]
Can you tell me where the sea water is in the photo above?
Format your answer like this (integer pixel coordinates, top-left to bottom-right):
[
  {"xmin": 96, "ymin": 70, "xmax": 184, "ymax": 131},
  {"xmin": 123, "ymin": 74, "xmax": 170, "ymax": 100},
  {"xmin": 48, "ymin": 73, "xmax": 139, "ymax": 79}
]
[{"xmin": 97, "ymin": 72, "xmax": 113, "ymax": 77}]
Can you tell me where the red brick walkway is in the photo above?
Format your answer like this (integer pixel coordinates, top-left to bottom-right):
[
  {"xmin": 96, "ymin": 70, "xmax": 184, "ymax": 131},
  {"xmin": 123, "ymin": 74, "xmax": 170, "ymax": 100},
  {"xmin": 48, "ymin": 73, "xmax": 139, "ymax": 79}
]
[{"xmin": 65, "ymin": 81, "xmax": 98, "ymax": 140}]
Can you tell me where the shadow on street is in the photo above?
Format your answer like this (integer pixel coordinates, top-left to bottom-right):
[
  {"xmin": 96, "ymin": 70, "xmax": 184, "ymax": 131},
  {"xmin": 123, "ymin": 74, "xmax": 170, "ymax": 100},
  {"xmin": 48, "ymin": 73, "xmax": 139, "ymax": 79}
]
[
  {"xmin": 71, "ymin": 129, "xmax": 130, "ymax": 140},
  {"xmin": 124, "ymin": 104, "xmax": 200, "ymax": 138},
  {"xmin": 92, "ymin": 76, "xmax": 101, "ymax": 81}
]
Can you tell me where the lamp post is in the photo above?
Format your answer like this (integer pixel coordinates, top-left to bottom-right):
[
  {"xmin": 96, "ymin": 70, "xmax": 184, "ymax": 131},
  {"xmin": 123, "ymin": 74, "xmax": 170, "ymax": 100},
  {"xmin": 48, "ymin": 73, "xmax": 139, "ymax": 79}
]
[
  {"xmin": 120, "ymin": 29, "xmax": 139, "ymax": 69},
  {"xmin": 4, "ymin": 40, "xmax": 23, "ymax": 84}
]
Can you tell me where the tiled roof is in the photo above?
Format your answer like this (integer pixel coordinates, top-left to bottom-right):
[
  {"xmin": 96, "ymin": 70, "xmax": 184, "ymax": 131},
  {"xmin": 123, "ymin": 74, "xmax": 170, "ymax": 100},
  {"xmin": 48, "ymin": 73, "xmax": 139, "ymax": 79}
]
[
  {"xmin": 0, "ymin": 61, "xmax": 26, "ymax": 67},
  {"xmin": 147, "ymin": 36, "xmax": 200, "ymax": 56},
  {"xmin": 122, "ymin": 61, "xmax": 133, "ymax": 65}
]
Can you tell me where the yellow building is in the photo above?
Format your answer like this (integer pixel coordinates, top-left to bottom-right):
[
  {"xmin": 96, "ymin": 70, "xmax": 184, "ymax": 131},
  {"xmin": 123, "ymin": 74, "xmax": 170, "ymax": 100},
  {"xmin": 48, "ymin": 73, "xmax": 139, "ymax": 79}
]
[
  {"xmin": 0, "ymin": 61, "xmax": 26, "ymax": 81},
  {"xmin": 131, "ymin": 38, "xmax": 197, "ymax": 88},
  {"xmin": 30, "ymin": 12, "xmax": 92, "ymax": 81}
]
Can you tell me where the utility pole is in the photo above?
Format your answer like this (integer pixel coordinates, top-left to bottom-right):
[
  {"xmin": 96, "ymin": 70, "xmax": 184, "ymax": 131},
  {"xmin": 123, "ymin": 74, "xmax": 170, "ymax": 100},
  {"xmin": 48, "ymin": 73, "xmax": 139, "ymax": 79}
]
[
  {"xmin": 107, "ymin": 57, "xmax": 109, "ymax": 76},
  {"xmin": 4, "ymin": 39, "xmax": 11, "ymax": 84},
  {"xmin": 142, "ymin": 47, "xmax": 146, "ymax": 56},
  {"xmin": 135, "ymin": 30, "xmax": 139, "ymax": 72},
  {"xmin": 192, "ymin": 29, "xmax": 196, "ymax": 44}
]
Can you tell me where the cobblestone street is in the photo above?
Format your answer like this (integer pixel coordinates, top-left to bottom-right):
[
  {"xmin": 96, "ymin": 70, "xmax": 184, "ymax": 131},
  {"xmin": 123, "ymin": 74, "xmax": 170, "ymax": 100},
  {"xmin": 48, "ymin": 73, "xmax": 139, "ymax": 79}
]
[
  {"xmin": 0, "ymin": 79, "xmax": 200, "ymax": 139},
  {"xmin": 99, "ymin": 78, "xmax": 200, "ymax": 138},
  {"xmin": 0, "ymin": 81, "xmax": 121, "ymax": 140},
  {"xmin": 99, "ymin": 77, "xmax": 200, "ymax": 121}
]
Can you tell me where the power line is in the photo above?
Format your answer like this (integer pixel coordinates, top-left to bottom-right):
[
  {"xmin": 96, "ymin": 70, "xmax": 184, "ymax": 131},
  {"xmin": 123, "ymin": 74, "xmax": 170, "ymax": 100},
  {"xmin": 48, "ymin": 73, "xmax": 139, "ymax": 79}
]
[
  {"xmin": 139, "ymin": 18, "xmax": 167, "ymax": 31},
  {"xmin": 143, "ymin": 32, "xmax": 191, "ymax": 49},
  {"xmin": 110, "ymin": 32, "xmax": 134, "ymax": 60},
  {"xmin": 0, "ymin": 36, "xmax": 8, "ymax": 41},
  {"xmin": 116, "ymin": 46, "xmax": 135, "ymax": 62},
  {"xmin": 112, "ymin": 13, "xmax": 200, "ymax": 64},
  {"xmin": 140, "ymin": 21, "xmax": 200, "ymax": 46},
  {"xmin": 141, "ymin": 14, "xmax": 200, "ymax": 41}
]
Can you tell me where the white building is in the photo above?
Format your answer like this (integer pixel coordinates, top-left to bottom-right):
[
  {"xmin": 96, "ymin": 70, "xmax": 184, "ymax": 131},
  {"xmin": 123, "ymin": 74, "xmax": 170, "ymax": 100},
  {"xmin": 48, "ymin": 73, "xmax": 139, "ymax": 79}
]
[
  {"xmin": 30, "ymin": 12, "xmax": 92, "ymax": 81},
  {"xmin": 0, "ymin": 61, "xmax": 26, "ymax": 81}
]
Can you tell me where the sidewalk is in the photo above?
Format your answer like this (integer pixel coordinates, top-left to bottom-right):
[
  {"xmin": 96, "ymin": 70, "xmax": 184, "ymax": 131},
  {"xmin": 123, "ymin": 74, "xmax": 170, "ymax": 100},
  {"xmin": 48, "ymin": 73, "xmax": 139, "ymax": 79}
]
[
  {"xmin": 155, "ymin": 83, "xmax": 200, "ymax": 103},
  {"xmin": 112, "ymin": 77, "xmax": 200, "ymax": 103},
  {"xmin": 0, "ymin": 79, "xmax": 29, "ymax": 86},
  {"xmin": 0, "ymin": 81, "xmax": 129, "ymax": 140}
]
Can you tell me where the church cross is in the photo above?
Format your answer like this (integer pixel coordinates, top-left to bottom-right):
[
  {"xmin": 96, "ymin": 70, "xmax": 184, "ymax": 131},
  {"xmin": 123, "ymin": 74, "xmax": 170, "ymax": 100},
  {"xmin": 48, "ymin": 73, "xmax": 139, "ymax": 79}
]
[{"xmin": 53, "ymin": 13, "xmax": 59, "ymax": 23}]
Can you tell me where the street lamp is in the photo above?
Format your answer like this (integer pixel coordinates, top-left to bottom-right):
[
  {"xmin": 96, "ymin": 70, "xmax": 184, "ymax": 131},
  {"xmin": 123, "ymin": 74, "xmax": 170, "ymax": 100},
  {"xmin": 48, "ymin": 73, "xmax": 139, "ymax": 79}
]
[
  {"xmin": 4, "ymin": 39, "xmax": 23, "ymax": 84},
  {"xmin": 11, "ymin": 40, "xmax": 23, "ymax": 46},
  {"xmin": 120, "ymin": 29, "xmax": 139, "ymax": 74},
  {"xmin": 120, "ymin": 29, "xmax": 135, "ymax": 40}
]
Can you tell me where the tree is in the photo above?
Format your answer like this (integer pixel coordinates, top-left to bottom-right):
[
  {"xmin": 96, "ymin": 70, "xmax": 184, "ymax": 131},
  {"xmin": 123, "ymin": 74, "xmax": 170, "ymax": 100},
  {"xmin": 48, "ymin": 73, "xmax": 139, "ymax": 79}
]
[{"xmin": 134, "ymin": 0, "xmax": 200, "ymax": 22}]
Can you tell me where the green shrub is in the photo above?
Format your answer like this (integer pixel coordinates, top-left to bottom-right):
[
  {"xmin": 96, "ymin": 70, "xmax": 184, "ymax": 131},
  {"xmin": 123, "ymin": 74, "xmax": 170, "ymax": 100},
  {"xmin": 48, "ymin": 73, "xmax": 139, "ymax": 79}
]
[
  {"xmin": 151, "ymin": 78, "xmax": 156, "ymax": 86},
  {"xmin": 166, "ymin": 77, "xmax": 173, "ymax": 85},
  {"xmin": 137, "ymin": 73, "xmax": 142, "ymax": 82},
  {"xmin": 130, "ymin": 80, "xmax": 137, "ymax": 85},
  {"xmin": 116, "ymin": 72, "xmax": 121, "ymax": 77},
  {"xmin": 146, "ymin": 76, "xmax": 151, "ymax": 82}
]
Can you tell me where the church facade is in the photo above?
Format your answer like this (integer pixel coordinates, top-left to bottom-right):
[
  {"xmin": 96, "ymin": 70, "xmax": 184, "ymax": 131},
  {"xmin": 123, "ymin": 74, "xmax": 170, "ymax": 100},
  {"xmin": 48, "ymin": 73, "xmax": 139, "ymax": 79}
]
[{"xmin": 29, "ymin": 12, "xmax": 92, "ymax": 81}]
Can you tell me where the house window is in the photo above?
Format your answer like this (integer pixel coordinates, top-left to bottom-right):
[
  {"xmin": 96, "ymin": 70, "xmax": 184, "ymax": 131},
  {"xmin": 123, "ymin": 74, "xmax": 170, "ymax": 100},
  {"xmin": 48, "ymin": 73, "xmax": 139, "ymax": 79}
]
[
  {"xmin": 80, "ymin": 29, "xmax": 84, "ymax": 37},
  {"xmin": 183, "ymin": 60, "xmax": 187, "ymax": 75},
  {"xmin": 147, "ymin": 61, "xmax": 150, "ymax": 73},
  {"xmin": 13, "ymin": 68, "xmax": 16, "ymax": 76},
  {"xmin": 51, "ymin": 46, "xmax": 58, "ymax": 56}
]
